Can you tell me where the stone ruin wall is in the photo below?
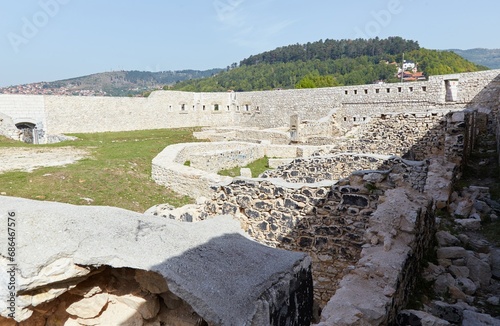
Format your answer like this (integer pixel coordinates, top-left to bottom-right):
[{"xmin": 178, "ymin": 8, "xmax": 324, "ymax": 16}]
[
  {"xmin": 206, "ymin": 159, "xmax": 428, "ymax": 307},
  {"xmin": 260, "ymin": 154, "xmax": 427, "ymax": 188},
  {"xmin": 202, "ymin": 107, "xmax": 477, "ymax": 322},
  {"xmin": 0, "ymin": 69, "xmax": 499, "ymax": 142},
  {"xmin": 1, "ymin": 70, "xmax": 499, "ymax": 324}
]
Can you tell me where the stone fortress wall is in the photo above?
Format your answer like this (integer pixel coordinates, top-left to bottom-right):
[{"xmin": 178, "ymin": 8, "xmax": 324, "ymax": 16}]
[
  {"xmin": 0, "ymin": 69, "xmax": 499, "ymax": 142},
  {"xmin": 1, "ymin": 69, "xmax": 500, "ymax": 325}
]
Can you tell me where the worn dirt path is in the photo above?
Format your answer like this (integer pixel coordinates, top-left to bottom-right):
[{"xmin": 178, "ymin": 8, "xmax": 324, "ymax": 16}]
[{"xmin": 0, "ymin": 147, "xmax": 89, "ymax": 173}]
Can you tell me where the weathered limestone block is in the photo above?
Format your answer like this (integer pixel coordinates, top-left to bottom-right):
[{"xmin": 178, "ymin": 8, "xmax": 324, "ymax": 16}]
[
  {"xmin": 397, "ymin": 309, "xmax": 451, "ymax": 326},
  {"xmin": 436, "ymin": 231, "xmax": 460, "ymax": 247},
  {"xmin": 462, "ymin": 310, "xmax": 500, "ymax": 326},
  {"xmin": 66, "ymin": 293, "xmax": 109, "ymax": 319},
  {"xmin": 114, "ymin": 293, "xmax": 160, "ymax": 320},
  {"xmin": 437, "ymin": 247, "xmax": 467, "ymax": 260},
  {"xmin": 466, "ymin": 251, "xmax": 492, "ymax": 287},
  {"xmin": 0, "ymin": 196, "xmax": 313, "ymax": 325},
  {"xmin": 455, "ymin": 277, "xmax": 477, "ymax": 295},
  {"xmin": 427, "ymin": 301, "xmax": 464, "ymax": 324}
]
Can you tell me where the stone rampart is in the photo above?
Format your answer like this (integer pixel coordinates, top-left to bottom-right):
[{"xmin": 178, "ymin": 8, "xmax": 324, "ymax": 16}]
[
  {"xmin": 0, "ymin": 95, "xmax": 46, "ymax": 127},
  {"xmin": 1, "ymin": 70, "xmax": 499, "ymax": 142}
]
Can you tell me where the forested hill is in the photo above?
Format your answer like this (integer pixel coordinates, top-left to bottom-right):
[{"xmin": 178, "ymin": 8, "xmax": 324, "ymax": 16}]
[
  {"xmin": 171, "ymin": 37, "xmax": 487, "ymax": 92},
  {"xmin": 240, "ymin": 37, "xmax": 420, "ymax": 66},
  {"xmin": 450, "ymin": 48, "xmax": 500, "ymax": 69}
]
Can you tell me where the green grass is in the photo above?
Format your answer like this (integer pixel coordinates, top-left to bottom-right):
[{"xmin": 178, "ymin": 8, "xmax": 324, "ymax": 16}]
[
  {"xmin": 0, "ymin": 128, "xmax": 203, "ymax": 212},
  {"xmin": 219, "ymin": 156, "xmax": 271, "ymax": 178}
]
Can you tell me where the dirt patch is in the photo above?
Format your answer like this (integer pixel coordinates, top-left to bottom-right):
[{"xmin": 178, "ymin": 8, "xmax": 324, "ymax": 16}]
[{"xmin": 0, "ymin": 147, "xmax": 89, "ymax": 173}]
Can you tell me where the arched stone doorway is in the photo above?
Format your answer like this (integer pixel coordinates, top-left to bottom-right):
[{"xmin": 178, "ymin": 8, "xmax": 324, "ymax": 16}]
[{"xmin": 15, "ymin": 122, "xmax": 36, "ymax": 144}]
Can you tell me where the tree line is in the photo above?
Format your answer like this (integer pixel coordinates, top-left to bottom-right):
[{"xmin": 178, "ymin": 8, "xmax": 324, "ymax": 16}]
[{"xmin": 170, "ymin": 38, "xmax": 487, "ymax": 92}]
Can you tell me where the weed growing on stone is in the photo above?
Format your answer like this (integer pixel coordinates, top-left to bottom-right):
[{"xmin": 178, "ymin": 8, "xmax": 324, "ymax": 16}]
[
  {"xmin": 0, "ymin": 128, "xmax": 202, "ymax": 212},
  {"xmin": 219, "ymin": 156, "xmax": 271, "ymax": 178}
]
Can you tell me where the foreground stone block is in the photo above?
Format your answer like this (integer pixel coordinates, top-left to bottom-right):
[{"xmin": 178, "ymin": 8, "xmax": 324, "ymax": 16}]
[
  {"xmin": 0, "ymin": 196, "xmax": 313, "ymax": 325},
  {"xmin": 397, "ymin": 310, "xmax": 450, "ymax": 326}
]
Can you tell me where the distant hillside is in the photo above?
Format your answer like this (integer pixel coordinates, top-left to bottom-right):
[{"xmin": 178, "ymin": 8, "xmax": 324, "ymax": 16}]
[
  {"xmin": 450, "ymin": 48, "xmax": 500, "ymax": 69},
  {"xmin": 172, "ymin": 37, "xmax": 487, "ymax": 92},
  {"xmin": 0, "ymin": 69, "xmax": 222, "ymax": 97}
]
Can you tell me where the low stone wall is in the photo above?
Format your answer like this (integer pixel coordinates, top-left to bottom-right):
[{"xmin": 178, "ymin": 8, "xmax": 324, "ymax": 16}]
[
  {"xmin": 261, "ymin": 154, "xmax": 428, "ymax": 191},
  {"xmin": 0, "ymin": 112, "xmax": 21, "ymax": 140},
  {"xmin": 331, "ymin": 111, "xmax": 448, "ymax": 159},
  {"xmin": 187, "ymin": 143, "xmax": 264, "ymax": 173},
  {"xmin": 206, "ymin": 158, "xmax": 427, "ymax": 307},
  {"xmin": 316, "ymin": 187, "xmax": 435, "ymax": 325},
  {"xmin": 152, "ymin": 142, "xmax": 232, "ymax": 198},
  {"xmin": 153, "ymin": 142, "xmax": 337, "ymax": 198},
  {"xmin": 195, "ymin": 127, "xmax": 291, "ymax": 144}
]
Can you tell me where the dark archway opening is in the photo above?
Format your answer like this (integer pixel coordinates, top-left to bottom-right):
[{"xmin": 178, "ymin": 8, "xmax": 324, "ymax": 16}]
[{"xmin": 16, "ymin": 122, "xmax": 36, "ymax": 144}]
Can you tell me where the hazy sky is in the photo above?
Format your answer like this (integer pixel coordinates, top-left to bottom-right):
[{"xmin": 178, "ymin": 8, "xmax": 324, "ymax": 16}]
[{"xmin": 1, "ymin": 0, "xmax": 499, "ymax": 87}]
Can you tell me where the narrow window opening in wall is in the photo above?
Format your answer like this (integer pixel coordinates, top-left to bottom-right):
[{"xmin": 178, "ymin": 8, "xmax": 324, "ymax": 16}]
[
  {"xmin": 214, "ymin": 104, "xmax": 219, "ymax": 111},
  {"xmin": 193, "ymin": 105, "xmax": 195, "ymax": 111},
  {"xmin": 364, "ymin": 89, "xmax": 368, "ymax": 94},
  {"xmin": 256, "ymin": 106, "xmax": 260, "ymax": 111},
  {"xmin": 386, "ymin": 88, "xmax": 391, "ymax": 93},
  {"xmin": 227, "ymin": 105, "xmax": 230, "ymax": 111},
  {"xmin": 353, "ymin": 117, "xmax": 357, "ymax": 122},
  {"xmin": 343, "ymin": 117, "xmax": 347, "ymax": 122},
  {"xmin": 409, "ymin": 87, "xmax": 414, "ymax": 92},
  {"xmin": 398, "ymin": 87, "xmax": 402, "ymax": 93},
  {"xmin": 345, "ymin": 90, "xmax": 348, "ymax": 95},
  {"xmin": 203, "ymin": 105, "xmax": 206, "ymax": 111},
  {"xmin": 237, "ymin": 106, "xmax": 239, "ymax": 111},
  {"xmin": 422, "ymin": 86, "xmax": 427, "ymax": 92},
  {"xmin": 181, "ymin": 104, "xmax": 186, "ymax": 111},
  {"xmin": 354, "ymin": 90, "xmax": 358, "ymax": 95},
  {"xmin": 363, "ymin": 117, "xmax": 366, "ymax": 121},
  {"xmin": 245, "ymin": 104, "xmax": 249, "ymax": 111},
  {"xmin": 375, "ymin": 89, "xmax": 380, "ymax": 94}
]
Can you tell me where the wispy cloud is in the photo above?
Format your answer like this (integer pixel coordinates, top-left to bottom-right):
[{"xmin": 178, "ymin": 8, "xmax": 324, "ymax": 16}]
[{"xmin": 213, "ymin": 0, "xmax": 296, "ymax": 50}]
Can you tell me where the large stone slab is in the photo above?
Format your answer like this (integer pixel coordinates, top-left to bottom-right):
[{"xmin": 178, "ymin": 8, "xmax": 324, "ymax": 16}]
[{"xmin": 0, "ymin": 196, "xmax": 312, "ymax": 325}]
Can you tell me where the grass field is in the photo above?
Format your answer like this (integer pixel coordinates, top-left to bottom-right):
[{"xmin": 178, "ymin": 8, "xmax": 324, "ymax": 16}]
[
  {"xmin": 0, "ymin": 128, "xmax": 202, "ymax": 212},
  {"xmin": 218, "ymin": 156, "xmax": 271, "ymax": 178}
]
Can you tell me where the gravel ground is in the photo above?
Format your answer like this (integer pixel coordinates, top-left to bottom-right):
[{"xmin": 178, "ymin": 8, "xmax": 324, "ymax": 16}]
[{"xmin": 0, "ymin": 147, "xmax": 89, "ymax": 173}]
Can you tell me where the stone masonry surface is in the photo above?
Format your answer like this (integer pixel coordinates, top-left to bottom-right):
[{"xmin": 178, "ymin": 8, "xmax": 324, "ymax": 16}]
[
  {"xmin": 0, "ymin": 70, "xmax": 499, "ymax": 142},
  {"xmin": 1, "ymin": 69, "xmax": 500, "ymax": 325},
  {"xmin": 0, "ymin": 196, "xmax": 313, "ymax": 325}
]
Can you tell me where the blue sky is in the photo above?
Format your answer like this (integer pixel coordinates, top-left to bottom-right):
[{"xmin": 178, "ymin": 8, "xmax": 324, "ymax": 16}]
[{"xmin": 1, "ymin": 0, "xmax": 499, "ymax": 87}]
